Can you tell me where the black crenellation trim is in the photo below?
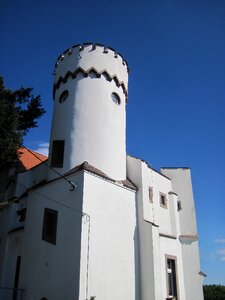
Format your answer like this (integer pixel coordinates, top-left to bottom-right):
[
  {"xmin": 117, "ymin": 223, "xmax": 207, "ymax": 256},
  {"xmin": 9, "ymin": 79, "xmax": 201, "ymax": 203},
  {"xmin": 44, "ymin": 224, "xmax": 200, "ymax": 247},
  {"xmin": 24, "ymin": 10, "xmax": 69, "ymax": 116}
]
[
  {"xmin": 95, "ymin": 43, "xmax": 104, "ymax": 47},
  {"xmin": 102, "ymin": 71, "xmax": 112, "ymax": 81},
  {"xmin": 54, "ymin": 42, "xmax": 129, "ymax": 72},
  {"xmin": 62, "ymin": 48, "xmax": 70, "ymax": 55},
  {"xmin": 71, "ymin": 44, "xmax": 79, "ymax": 49},
  {"xmin": 53, "ymin": 67, "xmax": 128, "ymax": 101}
]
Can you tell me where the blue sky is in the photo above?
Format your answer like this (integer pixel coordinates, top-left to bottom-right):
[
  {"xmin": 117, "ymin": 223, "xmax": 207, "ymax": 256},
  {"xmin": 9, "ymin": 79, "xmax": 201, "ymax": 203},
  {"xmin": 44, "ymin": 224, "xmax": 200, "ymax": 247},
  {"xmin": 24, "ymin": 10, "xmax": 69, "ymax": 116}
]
[{"xmin": 1, "ymin": 0, "xmax": 225, "ymax": 285}]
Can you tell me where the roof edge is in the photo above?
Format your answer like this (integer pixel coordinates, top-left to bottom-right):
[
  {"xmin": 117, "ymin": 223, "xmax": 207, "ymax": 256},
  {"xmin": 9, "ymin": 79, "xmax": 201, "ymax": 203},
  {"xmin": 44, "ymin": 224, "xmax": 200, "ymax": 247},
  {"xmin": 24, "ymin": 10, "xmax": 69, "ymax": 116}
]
[{"xmin": 30, "ymin": 161, "xmax": 137, "ymax": 191}]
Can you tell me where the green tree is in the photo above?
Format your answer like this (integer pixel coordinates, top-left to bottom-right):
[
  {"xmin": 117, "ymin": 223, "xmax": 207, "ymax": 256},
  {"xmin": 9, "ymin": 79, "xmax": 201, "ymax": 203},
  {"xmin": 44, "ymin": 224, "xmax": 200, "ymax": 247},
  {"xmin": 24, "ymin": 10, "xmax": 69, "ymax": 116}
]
[
  {"xmin": 0, "ymin": 77, "xmax": 46, "ymax": 170},
  {"xmin": 203, "ymin": 284, "xmax": 225, "ymax": 300}
]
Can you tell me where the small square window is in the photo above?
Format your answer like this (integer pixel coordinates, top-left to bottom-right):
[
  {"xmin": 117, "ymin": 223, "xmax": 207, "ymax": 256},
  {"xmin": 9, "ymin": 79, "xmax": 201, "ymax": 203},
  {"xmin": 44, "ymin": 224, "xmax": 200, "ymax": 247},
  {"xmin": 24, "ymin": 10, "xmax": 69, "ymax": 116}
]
[
  {"xmin": 149, "ymin": 187, "xmax": 153, "ymax": 203},
  {"xmin": 160, "ymin": 193, "xmax": 167, "ymax": 208},
  {"xmin": 42, "ymin": 208, "xmax": 58, "ymax": 245},
  {"xmin": 59, "ymin": 90, "xmax": 69, "ymax": 103},
  {"xmin": 51, "ymin": 140, "xmax": 65, "ymax": 168},
  {"xmin": 17, "ymin": 208, "xmax": 26, "ymax": 222}
]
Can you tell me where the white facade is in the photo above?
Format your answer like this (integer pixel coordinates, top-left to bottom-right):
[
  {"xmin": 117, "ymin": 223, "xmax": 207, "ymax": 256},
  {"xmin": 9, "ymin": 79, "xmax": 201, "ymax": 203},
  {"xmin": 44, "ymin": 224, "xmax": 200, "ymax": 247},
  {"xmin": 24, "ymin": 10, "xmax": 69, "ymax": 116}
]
[{"xmin": 0, "ymin": 43, "xmax": 204, "ymax": 300}]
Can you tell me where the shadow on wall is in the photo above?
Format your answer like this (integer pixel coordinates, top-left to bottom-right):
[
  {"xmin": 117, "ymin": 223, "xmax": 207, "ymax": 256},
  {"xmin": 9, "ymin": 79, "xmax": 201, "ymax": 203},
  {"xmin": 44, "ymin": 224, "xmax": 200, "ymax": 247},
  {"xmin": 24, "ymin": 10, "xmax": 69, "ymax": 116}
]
[{"xmin": 134, "ymin": 225, "xmax": 140, "ymax": 299}]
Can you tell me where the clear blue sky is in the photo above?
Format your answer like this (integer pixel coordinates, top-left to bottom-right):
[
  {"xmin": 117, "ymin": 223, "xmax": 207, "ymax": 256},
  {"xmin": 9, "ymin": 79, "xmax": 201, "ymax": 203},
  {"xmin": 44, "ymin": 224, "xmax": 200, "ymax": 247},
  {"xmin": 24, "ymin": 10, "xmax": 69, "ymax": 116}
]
[{"xmin": 1, "ymin": 0, "xmax": 225, "ymax": 285}]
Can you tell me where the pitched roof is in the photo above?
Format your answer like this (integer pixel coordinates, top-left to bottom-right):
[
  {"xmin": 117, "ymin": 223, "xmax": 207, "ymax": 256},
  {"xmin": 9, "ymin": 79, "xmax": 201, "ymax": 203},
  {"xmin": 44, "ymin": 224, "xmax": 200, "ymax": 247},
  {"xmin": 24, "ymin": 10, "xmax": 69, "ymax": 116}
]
[
  {"xmin": 31, "ymin": 161, "xmax": 137, "ymax": 191},
  {"xmin": 17, "ymin": 147, "xmax": 48, "ymax": 171},
  {"xmin": 65, "ymin": 161, "xmax": 137, "ymax": 191}
]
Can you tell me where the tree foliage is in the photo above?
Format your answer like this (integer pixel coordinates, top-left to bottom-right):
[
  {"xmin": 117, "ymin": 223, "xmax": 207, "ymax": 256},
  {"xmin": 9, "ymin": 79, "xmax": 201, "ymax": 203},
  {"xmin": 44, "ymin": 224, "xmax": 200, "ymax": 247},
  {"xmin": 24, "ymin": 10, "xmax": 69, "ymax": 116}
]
[
  {"xmin": 0, "ymin": 77, "xmax": 46, "ymax": 170},
  {"xmin": 203, "ymin": 285, "xmax": 225, "ymax": 300}
]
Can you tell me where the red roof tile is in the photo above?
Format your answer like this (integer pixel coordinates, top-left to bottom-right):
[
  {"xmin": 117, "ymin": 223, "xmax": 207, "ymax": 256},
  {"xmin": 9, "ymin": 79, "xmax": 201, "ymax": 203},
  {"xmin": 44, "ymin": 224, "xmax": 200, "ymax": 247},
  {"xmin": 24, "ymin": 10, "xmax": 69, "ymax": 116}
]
[{"xmin": 17, "ymin": 147, "xmax": 48, "ymax": 171}]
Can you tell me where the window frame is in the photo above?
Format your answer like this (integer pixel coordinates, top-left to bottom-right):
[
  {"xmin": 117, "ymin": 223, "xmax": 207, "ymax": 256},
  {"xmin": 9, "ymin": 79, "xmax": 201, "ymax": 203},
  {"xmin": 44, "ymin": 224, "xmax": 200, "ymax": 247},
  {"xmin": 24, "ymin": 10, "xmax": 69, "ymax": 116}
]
[
  {"xmin": 42, "ymin": 208, "xmax": 58, "ymax": 245},
  {"xmin": 165, "ymin": 255, "xmax": 179, "ymax": 299},
  {"xmin": 177, "ymin": 200, "xmax": 182, "ymax": 211},
  {"xmin": 149, "ymin": 187, "xmax": 153, "ymax": 203},
  {"xmin": 59, "ymin": 90, "xmax": 69, "ymax": 103},
  {"xmin": 17, "ymin": 208, "xmax": 26, "ymax": 222},
  {"xmin": 50, "ymin": 140, "xmax": 65, "ymax": 168},
  {"xmin": 111, "ymin": 92, "xmax": 121, "ymax": 105},
  {"xmin": 160, "ymin": 192, "xmax": 167, "ymax": 208}
]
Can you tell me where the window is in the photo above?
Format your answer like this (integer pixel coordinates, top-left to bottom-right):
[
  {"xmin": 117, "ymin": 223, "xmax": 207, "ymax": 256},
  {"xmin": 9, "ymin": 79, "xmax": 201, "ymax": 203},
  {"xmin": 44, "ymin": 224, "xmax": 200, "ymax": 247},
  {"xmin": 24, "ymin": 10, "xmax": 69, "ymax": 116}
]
[
  {"xmin": 42, "ymin": 208, "xmax": 58, "ymax": 245},
  {"xmin": 59, "ymin": 90, "xmax": 69, "ymax": 103},
  {"xmin": 17, "ymin": 208, "xmax": 26, "ymax": 222},
  {"xmin": 13, "ymin": 256, "xmax": 21, "ymax": 300},
  {"xmin": 111, "ymin": 92, "xmax": 121, "ymax": 104},
  {"xmin": 160, "ymin": 193, "xmax": 167, "ymax": 208},
  {"xmin": 166, "ymin": 257, "xmax": 178, "ymax": 299},
  {"xmin": 51, "ymin": 140, "xmax": 65, "ymax": 168},
  {"xmin": 149, "ymin": 187, "xmax": 153, "ymax": 203},
  {"xmin": 177, "ymin": 201, "xmax": 182, "ymax": 211}
]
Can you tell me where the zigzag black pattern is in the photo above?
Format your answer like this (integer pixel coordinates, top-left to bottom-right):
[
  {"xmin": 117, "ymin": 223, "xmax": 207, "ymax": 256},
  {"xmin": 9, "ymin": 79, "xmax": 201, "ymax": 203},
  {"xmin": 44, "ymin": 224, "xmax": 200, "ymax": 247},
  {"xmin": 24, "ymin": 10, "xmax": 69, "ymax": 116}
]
[{"xmin": 53, "ymin": 67, "xmax": 128, "ymax": 101}]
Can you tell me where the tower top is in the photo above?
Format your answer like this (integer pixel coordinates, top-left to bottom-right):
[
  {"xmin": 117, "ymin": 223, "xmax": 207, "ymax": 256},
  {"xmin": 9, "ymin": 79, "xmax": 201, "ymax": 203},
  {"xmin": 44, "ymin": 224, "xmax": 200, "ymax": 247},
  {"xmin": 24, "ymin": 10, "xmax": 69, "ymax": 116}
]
[
  {"xmin": 53, "ymin": 43, "xmax": 129, "ymax": 101},
  {"xmin": 49, "ymin": 42, "xmax": 129, "ymax": 180},
  {"xmin": 55, "ymin": 42, "xmax": 129, "ymax": 71}
]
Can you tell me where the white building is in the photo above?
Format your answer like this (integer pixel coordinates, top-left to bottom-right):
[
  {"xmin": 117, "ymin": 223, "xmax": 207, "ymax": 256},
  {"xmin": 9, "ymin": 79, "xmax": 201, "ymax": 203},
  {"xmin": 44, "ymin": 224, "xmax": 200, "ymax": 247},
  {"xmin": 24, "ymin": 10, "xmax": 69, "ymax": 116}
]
[{"xmin": 0, "ymin": 43, "xmax": 205, "ymax": 300}]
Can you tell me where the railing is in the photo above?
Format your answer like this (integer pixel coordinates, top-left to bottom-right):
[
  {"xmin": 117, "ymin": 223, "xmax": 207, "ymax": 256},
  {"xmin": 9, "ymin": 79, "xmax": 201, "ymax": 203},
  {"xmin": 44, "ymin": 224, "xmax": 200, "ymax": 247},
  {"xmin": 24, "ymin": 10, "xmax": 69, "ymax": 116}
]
[{"xmin": 0, "ymin": 287, "xmax": 25, "ymax": 300}]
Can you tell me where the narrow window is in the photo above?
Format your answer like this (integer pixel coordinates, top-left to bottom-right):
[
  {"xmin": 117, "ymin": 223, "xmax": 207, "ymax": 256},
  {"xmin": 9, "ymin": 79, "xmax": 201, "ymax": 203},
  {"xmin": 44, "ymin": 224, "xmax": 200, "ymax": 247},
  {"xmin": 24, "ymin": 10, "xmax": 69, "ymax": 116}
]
[
  {"xmin": 42, "ymin": 208, "xmax": 58, "ymax": 245},
  {"xmin": 149, "ymin": 187, "xmax": 153, "ymax": 203},
  {"xmin": 51, "ymin": 140, "xmax": 65, "ymax": 168},
  {"xmin": 160, "ymin": 193, "xmax": 167, "ymax": 208},
  {"xmin": 177, "ymin": 201, "xmax": 182, "ymax": 211},
  {"xmin": 13, "ymin": 256, "xmax": 21, "ymax": 300},
  {"xmin": 111, "ymin": 92, "xmax": 121, "ymax": 105},
  {"xmin": 17, "ymin": 208, "xmax": 26, "ymax": 222},
  {"xmin": 59, "ymin": 90, "xmax": 69, "ymax": 103},
  {"xmin": 167, "ymin": 258, "xmax": 178, "ymax": 298}
]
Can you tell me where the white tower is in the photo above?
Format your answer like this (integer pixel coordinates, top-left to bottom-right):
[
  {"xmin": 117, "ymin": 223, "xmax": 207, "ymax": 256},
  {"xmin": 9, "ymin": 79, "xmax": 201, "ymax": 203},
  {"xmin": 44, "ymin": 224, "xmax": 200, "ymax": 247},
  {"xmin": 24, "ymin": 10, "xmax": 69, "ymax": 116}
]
[{"xmin": 48, "ymin": 43, "xmax": 129, "ymax": 180}]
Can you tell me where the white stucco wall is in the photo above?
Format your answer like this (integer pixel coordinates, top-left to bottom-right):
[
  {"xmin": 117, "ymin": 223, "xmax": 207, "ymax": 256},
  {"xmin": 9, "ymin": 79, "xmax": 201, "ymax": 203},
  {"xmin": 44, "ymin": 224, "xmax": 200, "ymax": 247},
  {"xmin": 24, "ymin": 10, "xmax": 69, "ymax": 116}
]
[
  {"xmin": 17, "ymin": 171, "xmax": 84, "ymax": 300},
  {"xmin": 0, "ymin": 210, "xmax": 10, "ymax": 287},
  {"xmin": 160, "ymin": 168, "xmax": 204, "ymax": 300},
  {"xmin": 159, "ymin": 236, "xmax": 186, "ymax": 300},
  {"xmin": 160, "ymin": 168, "xmax": 197, "ymax": 236},
  {"xmin": 0, "ymin": 161, "xmax": 204, "ymax": 300},
  {"xmin": 127, "ymin": 156, "xmax": 157, "ymax": 300},
  {"xmin": 5, "ymin": 163, "xmax": 48, "ymax": 201},
  {"xmin": 180, "ymin": 239, "xmax": 204, "ymax": 300},
  {"xmin": 79, "ymin": 171, "xmax": 137, "ymax": 300},
  {"xmin": 0, "ymin": 231, "xmax": 23, "ymax": 299},
  {"xmin": 48, "ymin": 44, "xmax": 128, "ymax": 180},
  {"xmin": 127, "ymin": 156, "xmax": 203, "ymax": 300},
  {"xmin": 141, "ymin": 163, "xmax": 173, "ymax": 235}
]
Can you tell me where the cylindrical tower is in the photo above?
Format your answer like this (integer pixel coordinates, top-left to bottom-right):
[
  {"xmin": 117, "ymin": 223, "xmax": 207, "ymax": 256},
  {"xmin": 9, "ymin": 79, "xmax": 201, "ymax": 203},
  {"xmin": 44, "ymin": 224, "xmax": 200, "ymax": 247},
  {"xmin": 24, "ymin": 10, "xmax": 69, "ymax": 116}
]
[{"xmin": 48, "ymin": 43, "xmax": 129, "ymax": 180}]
